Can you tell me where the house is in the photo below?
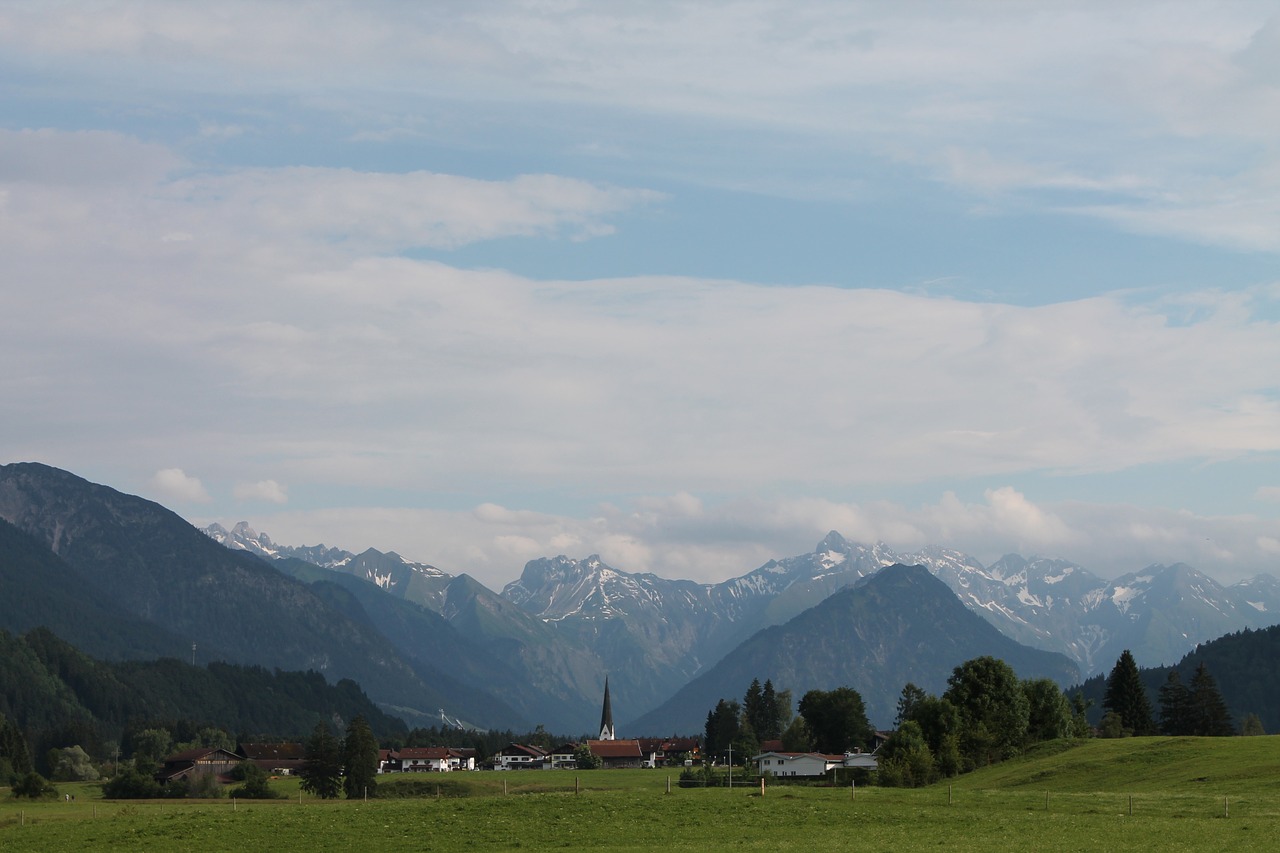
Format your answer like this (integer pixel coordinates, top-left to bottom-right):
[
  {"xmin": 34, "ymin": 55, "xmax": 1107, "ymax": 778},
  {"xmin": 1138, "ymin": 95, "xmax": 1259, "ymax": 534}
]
[
  {"xmin": 586, "ymin": 739, "xmax": 645, "ymax": 769},
  {"xmin": 493, "ymin": 743, "xmax": 548, "ymax": 770},
  {"xmin": 239, "ymin": 742, "xmax": 305, "ymax": 776},
  {"xmin": 378, "ymin": 749, "xmax": 395, "ymax": 774},
  {"xmin": 753, "ymin": 749, "xmax": 879, "ymax": 777},
  {"xmin": 386, "ymin": 747, "xmax": 477, "ymax": 772},
  {"xmin": 395, "ymin": 747, "xmax": 453, "ymax": 772},
  {"xmin": 547, "ymin": 742, "xmax": 580, "ymax": 770},
  {"xmin": 156, "ymin": 747, "xmax": 245, "ymax": 784}
]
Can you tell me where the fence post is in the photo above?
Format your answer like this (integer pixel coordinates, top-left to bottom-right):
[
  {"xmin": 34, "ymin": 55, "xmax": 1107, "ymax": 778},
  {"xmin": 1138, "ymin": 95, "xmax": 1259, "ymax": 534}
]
[
  {"xmin": 948, "ymin": 785, "xmax": 952, "ymax": 805},
  {"xmin": 1129, "ymin": 794, "xmax": 1133, "ymax": 816}
]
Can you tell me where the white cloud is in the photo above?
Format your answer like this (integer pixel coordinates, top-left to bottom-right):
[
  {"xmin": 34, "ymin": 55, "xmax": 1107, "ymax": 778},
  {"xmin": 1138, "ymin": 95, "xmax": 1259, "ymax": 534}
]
[
  {"xmin": 1256, "ymin": 486, "xmax": 1280, "ymax": 502},
  {"xmin": 4, "ymin": 3, "xmax": 1278, "ymax": 250},
  {"xmin": 149, "ymin": 468, "xmax": 211, "ymax": 504},
  {"xmin": 233, "ymin": 479, "xmax": 288, "ymax": 504}
]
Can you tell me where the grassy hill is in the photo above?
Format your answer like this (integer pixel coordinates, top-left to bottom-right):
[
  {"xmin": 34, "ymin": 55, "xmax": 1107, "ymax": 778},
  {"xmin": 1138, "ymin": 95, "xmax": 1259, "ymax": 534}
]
[{"xmin": 950, "ymin": 735, "xmax": 1280, "ymax": 795}]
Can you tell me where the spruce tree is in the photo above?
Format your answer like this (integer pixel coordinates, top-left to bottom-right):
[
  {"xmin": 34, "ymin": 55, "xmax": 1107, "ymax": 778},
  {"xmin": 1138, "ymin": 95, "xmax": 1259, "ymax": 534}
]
[
  {"xmin": 1158, "ymin": 669, "xmax": 1191, "ymax": 735},
  {"xmin": 1187, "ymin": 662, "xmax": 1234, "ymax": 736},
  {"xmin": 1103, "ymin": 650, "xmax": 1156, "ymax": 735},
  {"xmin": 342, "ymin": 715, "xmax": 379, "ymax": 799},
  {"xmin": 759, "ymin": 679, "xmax": 782, "ymax": 740},
  {"xmin": 300, "ymin": 722, "xmax": 343, "ymax": 799}
]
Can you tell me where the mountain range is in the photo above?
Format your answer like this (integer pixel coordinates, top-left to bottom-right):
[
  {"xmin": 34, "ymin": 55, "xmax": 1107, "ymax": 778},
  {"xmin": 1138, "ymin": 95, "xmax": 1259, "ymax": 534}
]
[
  {"xmin": 4, "ymin": 462, "xmax": 1277, "ymax": 736},
  {"xmin": 208, "ymin": 519, "xmax": 1280, "ymax": 724}
]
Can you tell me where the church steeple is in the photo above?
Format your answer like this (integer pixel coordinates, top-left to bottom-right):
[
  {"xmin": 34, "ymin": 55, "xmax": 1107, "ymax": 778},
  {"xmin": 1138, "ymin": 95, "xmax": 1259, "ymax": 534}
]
[{"xmin": 599, "ymin": 676, "xmax": 615, "ymax": 740}]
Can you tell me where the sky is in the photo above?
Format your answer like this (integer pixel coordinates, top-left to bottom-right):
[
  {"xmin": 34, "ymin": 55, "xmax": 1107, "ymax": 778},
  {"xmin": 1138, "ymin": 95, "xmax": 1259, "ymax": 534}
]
[{"xmin": 3, "ymin": 1, "xmax": 1279, "ymax": 589}]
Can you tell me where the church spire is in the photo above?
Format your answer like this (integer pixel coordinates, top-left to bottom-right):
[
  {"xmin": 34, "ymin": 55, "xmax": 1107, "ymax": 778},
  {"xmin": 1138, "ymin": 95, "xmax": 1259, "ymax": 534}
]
[{"xmin": 599, "ymin": 676, "xmax": 615, "ymax": 740}]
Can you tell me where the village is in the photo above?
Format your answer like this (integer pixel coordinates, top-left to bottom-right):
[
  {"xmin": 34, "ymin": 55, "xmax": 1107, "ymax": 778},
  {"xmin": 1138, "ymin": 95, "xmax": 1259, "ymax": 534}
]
[{"xmin": 153, "ymin": 680, "xmax": 880, "ymax": 786}]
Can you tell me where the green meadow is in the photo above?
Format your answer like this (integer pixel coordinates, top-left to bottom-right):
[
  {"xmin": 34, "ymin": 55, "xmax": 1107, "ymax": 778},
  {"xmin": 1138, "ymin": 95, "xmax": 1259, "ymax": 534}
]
[{"xmin": 5, "ymin": 738, "xmax": 1280, "ymax": 851}]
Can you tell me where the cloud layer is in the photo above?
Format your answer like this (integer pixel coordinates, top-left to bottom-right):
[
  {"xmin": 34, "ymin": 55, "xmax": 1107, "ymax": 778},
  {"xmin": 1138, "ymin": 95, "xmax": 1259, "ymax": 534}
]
[{"xmin": 4, "ymin": 4, "xmax": 1279, "ymax": 589}]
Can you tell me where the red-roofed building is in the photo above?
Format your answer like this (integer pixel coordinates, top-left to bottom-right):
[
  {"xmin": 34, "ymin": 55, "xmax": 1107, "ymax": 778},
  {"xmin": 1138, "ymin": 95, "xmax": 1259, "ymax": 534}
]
[
  {"xmin": 388, "ymin": 747, "xmax": 476, "ymax": 772},
  {"xmin": 586, "ymin": 739, "xmax": 645, "ymax": 769}
]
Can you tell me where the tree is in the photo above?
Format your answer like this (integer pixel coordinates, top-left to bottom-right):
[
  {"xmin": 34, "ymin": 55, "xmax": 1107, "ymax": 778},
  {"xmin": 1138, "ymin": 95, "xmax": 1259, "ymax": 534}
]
[
  {"xmin": 943, "ymin": 656, "xmax": 1030, "ymax": 766},
  {"xmin": 130, "ymin": 727, "xmax": 173, "ymax": 773},
  {"xmin": 1023, "ymin": 679, "xmax": 1073, "ymax": 743},
  {"xmin": 894, "ymin": 683, "xmax": 927, "ymax": 729},
  {"xmin": 1102, "ymin": 650, "xmax": 1156, "ymax": 736},
  {"xmin": 300, "ymin": 722, "xmax": 343, "ymax": 800},
  {"xmin": 12, "ymin": 771, "xmax": 57, "ymax": 799},
  {"xmin": 797, "ymin": 687, "xmax": 872, "ymax": 755},
  {"xmin": 0, "ymin": 715, "xmax": 32, "ymax": 783},
  {"xmin": 1158, "ymin": 669, "xmax": 1191, "ymax": 735},
  {"xmin": 1186, "ymin": 663, "xmax": 1234, "ymax": 736},
  {"xmin": 1242, "ymin": 713, "xmax": 1266, "ymax": 736},
  {"xmin": 704, "ymin": 699, "xmax": 741, "ymax": 760},
  {"xmin": 573, "ymin": 743, "xmax": 602, "ymax": 769},
  {"xmin": 758, "ymin": 680, "xmax": 783, "ymax": 741},
  {"xmin": 1069, "ymin": 692, "xmax": 1093, "ymax": 738},
  {"xmin": 342, "ymin": 715, "xmax": 379, "ymax": 799},
  {"xmin": 50, "ymin": 745, "xmax": 100, "ymax": 782},
  {"xmin": 772, "ymin": 686, "xmax": 794, "ymax": 733},
  {"xmin": 230, "ymin": 761, "xmax": 280, "ymax": 799},
  {"xmin": 1097, "ymin": 711, "xmax": 1128, "ymax": 738},
  {"xmin": 779, "ymin": 715, "xmax": 813, "ymax": 752},
  {"xmin": 877, "ymin": 720, "xmax": 934, "ymax": 788}
]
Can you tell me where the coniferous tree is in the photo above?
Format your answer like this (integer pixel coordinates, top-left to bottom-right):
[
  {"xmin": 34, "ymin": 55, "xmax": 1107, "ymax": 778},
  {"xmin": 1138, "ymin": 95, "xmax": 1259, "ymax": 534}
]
[
  {"xmin": 1103, "ymin": 650, "xmax": 1156, "ymax": 736},
  {"xmin": 742, "ymin": 679, "xmax": 766, "ymax": 740},
  {"xmin": 300, "ymin": 722, "xmax": 343, "ymax": 799},
  {"xmin": 1158, "ymin": 669, "xmax": 1192, "ymax": 735},
  {"xmin": 703, "ymin": 699, "xmax": 741, "ymax": 760},
  {"xmin": 0, "ymin": 714, "xmax": 33, "ymax": 782},
  {"xmin": 758, "ymin": 679, "xmax": 782, "ymax": 741},
  {"xmin": 342, "ymin": 715, "xmax": 379, "ymax": 799},
  {"xmin": 1241, "ymin": 713, "xmax": 1265, "ymax": 736},
  {"xmin": 1187, "ymin": 663, "xmax": 1234, "ymax": 736}
]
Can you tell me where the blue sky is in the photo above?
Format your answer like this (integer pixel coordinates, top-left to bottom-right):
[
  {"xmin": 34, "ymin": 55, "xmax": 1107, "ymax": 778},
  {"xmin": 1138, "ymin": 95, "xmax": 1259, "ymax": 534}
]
[{"xmin": 2, "ymin": 1, "xmax": 1279, "ymax": 587}]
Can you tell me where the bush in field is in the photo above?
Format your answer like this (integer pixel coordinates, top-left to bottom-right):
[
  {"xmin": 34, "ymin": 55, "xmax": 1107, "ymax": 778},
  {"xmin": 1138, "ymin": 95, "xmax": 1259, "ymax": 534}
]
[
  {"xmin": 101, "ymin": 765, "xmax": 165, "ymax": 799},
  {"xmin": 229, "ymin": 761, "xmax": 282, "ymax": 800},
  {"xmin": 12, "ymin": 771, "xmax": 58, "ymax": 799}
]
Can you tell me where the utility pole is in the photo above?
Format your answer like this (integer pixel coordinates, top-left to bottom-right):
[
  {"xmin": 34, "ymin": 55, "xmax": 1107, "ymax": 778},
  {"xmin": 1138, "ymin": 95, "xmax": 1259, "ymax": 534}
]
[
  {"xmin": 191, "ymin": 642, "xmax": 196, "ymax": 666},
  {"xmin": 727, "ymin": 745, "xmax": 733, "ymax": 789}
]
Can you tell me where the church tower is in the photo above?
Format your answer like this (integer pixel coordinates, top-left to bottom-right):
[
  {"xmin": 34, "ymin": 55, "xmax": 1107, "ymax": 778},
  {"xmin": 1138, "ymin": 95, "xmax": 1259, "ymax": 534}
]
[{"xmin": 599, "ymin": 676, "xmax": 615, "ymax": 740}]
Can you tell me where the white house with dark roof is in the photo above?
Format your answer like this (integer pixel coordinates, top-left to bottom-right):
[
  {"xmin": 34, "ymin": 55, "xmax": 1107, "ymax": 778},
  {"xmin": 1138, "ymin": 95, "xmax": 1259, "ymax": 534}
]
[{"xmin": 753, "ymin": 749, "xmax": 878, "ymax": 777}]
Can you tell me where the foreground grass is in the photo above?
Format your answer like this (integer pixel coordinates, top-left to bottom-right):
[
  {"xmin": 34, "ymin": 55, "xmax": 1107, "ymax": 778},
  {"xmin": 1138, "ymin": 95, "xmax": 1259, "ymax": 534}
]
[{"xmin": 4, "ymin": 738, "xmax": 1280, "ymax": 851}]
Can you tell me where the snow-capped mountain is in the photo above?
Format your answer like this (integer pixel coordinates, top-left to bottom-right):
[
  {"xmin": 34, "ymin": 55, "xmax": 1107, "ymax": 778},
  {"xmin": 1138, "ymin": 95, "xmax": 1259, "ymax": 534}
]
[
  {"xmin": 206, "ymin": 518, "xmax": 1280, "ymax": 724},
  {"xmin": 503, "ymin": 532, "xmax": 1280, "ymax": 678},
  {"xmin": 203, "ymin": 522, "xmax": 453, "ymax": 609}
]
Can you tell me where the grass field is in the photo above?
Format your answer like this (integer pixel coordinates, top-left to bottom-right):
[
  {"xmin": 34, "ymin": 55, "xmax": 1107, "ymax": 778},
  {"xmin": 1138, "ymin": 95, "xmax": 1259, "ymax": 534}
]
[{"xmin": 4, "ymin": 737, "xmax": 1280, "ymax": 851}]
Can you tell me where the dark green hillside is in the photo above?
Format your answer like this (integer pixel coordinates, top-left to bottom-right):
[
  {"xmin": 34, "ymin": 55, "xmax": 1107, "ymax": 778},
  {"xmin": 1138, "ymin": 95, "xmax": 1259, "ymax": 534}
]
[
  {"xmin": 0, "ymin": 628, "xmax": 407, "ymax": 761},
  {"xmin": 1076, "ymin": 624, "xmax": 1280, "ymax": 733},
  {"xmin": 630, "ymin": 564, "xmax": 1079, "ymax": 733},
  {"xmin": 0, "ymin": 463, "xmax": 515, "ymax": 729},
  {"xmin": 0, "ymin": 518, "xmax": 196, "ymax": 660}
]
